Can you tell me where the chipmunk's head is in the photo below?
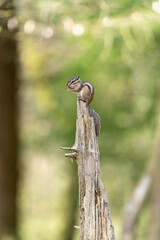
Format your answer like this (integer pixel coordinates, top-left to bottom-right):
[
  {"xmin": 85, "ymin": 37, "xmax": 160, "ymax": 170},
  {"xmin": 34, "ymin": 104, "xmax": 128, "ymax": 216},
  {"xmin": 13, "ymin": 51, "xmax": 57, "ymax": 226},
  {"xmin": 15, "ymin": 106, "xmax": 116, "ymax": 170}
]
[{"xmin": 66, "ymin": 76, "xmax": 83, "ymax": 93}]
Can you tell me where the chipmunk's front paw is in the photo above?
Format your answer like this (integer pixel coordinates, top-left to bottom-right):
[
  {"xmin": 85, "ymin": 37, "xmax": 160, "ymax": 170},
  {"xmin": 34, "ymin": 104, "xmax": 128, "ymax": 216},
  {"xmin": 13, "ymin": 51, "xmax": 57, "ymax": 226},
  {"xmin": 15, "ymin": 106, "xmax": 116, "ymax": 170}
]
[{"xmin": 78, "ymin": 95, "xmax": 86, "ymax": 102}]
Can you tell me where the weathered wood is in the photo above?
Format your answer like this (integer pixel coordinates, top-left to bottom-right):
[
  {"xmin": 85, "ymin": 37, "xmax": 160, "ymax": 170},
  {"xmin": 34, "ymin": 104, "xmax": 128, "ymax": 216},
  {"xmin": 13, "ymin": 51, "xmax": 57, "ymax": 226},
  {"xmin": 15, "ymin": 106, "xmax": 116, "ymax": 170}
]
[{"xmin": 61, "ymin": 98, "xmax": 115, "ymax": 240}]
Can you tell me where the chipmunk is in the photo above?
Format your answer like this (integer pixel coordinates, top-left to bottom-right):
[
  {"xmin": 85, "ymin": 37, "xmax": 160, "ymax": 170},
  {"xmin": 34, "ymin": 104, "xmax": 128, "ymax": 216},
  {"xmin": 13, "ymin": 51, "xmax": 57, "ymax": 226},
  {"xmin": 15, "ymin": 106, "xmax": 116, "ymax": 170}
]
[{"xmin": 66, "ymin": 76, "xmax": 100, "ymax": 136}]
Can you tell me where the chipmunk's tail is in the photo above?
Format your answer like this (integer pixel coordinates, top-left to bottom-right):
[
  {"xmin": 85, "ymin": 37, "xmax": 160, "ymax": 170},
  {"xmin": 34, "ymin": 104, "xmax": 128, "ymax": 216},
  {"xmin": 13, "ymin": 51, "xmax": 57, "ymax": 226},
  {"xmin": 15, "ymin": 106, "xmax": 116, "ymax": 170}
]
[{"xmin": 89, "ymin": 107, "xmax": 101, "ymax": 136}]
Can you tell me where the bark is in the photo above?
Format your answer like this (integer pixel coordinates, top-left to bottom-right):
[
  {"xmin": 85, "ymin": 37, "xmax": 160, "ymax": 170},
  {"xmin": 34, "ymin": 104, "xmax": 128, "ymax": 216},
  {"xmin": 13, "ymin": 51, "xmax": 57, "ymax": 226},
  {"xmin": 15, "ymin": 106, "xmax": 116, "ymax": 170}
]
[
  {"xmin": 61, "ymin": 99, "xmax": 115, "ymax": 240},
  {"xmin": 0, "ymin": 0, "xmax": 19, "ymax": 238}
]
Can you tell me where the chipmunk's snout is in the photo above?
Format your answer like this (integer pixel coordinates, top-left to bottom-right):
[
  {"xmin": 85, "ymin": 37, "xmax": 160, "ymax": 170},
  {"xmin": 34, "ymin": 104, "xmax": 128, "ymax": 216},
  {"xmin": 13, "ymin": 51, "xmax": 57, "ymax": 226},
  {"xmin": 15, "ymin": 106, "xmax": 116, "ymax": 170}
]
[{"xmin": 66, "ymin": 82, "xmax": 68, "ymax": 86}]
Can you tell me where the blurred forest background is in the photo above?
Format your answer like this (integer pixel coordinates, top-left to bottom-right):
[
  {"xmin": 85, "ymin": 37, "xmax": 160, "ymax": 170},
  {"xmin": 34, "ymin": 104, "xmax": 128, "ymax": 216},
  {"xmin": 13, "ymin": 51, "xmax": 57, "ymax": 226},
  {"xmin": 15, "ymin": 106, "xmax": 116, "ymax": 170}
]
[{"xmin": 0, "ymin": 0, "xmax": 160, "ymax": 239}]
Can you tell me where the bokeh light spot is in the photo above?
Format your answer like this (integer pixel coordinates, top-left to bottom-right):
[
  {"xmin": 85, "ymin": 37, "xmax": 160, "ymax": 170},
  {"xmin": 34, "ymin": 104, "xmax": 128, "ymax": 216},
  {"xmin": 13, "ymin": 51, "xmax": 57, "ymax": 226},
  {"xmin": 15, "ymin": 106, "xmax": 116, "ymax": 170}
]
[
  {"xmin": 72, "ymin": 23, "xmax": 85, "ymax": 36},
  {"xmin": 7, "ymin": 17, "xmax": 18, "ymax": 30},
  {"xmin": 24, "ymin": 20, "xmax": 36, "ymax": 34},
  {"xmin": 102, "ymin": 17, "xmax": 113, "ymax": 28},
  {"xmin": 42, "ymin": 27, "xmax": 54, "ymax": 38},
  {"xmin": 63, "ymin": 17, "xmax": 74, "ymax": 32},
  {"xmin": 152, "ymin": 1, "xmax": 160, "ymax": 13}
]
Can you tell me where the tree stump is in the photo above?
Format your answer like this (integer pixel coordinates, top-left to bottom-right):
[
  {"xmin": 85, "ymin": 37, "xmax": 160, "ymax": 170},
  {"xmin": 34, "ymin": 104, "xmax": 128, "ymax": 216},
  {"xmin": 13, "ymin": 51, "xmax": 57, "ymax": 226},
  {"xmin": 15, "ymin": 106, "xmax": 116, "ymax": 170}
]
[{"xmin": 61, "ymin": 99, "xmax": 115, "ymax": 240}]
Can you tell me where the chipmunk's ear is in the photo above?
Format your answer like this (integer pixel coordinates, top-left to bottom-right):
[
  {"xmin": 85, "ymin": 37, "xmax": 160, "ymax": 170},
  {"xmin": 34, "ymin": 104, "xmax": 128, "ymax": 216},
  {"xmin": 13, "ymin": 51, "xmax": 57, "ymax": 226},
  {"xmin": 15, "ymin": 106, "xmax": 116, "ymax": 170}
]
[{"xmin": 78, "ymin": 76, "xmax": 80, "ymax": 79}]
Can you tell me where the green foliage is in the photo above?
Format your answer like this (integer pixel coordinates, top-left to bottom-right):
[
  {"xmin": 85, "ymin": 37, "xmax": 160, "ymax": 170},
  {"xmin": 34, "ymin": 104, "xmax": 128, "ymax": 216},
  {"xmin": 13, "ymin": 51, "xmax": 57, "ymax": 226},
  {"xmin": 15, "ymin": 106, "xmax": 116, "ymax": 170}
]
[{"xmin": 17, "ymin": 0, "xmax": 160, "ymax": 239}]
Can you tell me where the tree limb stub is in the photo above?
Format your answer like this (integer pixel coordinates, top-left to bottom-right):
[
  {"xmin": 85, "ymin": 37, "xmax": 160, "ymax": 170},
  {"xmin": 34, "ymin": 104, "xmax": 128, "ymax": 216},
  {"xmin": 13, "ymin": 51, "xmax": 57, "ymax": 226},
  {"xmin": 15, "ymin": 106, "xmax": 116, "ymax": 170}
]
[{"xmin": 61, "ymin": 98, "xmax": 115, "ymax": 240}]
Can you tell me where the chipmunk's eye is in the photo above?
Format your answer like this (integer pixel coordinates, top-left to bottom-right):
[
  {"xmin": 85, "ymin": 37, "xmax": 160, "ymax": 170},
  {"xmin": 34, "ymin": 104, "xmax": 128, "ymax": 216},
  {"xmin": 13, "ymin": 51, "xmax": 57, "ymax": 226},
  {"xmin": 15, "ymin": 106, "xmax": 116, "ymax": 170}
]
[{"xmin": 71, "ymin": 80, "xmax": 75, "ymax": 84}]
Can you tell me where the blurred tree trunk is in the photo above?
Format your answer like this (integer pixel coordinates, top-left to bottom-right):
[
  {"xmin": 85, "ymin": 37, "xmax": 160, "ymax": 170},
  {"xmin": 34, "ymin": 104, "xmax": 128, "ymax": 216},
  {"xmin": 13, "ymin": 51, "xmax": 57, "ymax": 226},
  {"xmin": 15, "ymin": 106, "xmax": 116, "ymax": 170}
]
[
  {"xmin": 148, "ymin": 170, "xmax": 160, "ymax": 240},
  {"xmin": 123, "ymin": 173, "xmax": 151, "ymax": 240},
  {"xmin": 0, "ymin": 0, "xmax": 19, "ymax": 239},
  {"xmin": 148, "ymin": 119, "xmax": 160, "ymax": 240},
  {"xmin": 123, "ymin": 117, "xmax": 160, "ymax": 240}
]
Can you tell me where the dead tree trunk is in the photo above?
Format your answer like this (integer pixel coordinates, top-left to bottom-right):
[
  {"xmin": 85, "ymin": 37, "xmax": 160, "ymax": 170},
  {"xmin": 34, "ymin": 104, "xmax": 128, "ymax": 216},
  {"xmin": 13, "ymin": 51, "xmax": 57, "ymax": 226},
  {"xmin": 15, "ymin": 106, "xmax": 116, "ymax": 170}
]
[{"xmin": 61, "ymin": 99, "xmax": 115, "ymax": 240}]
